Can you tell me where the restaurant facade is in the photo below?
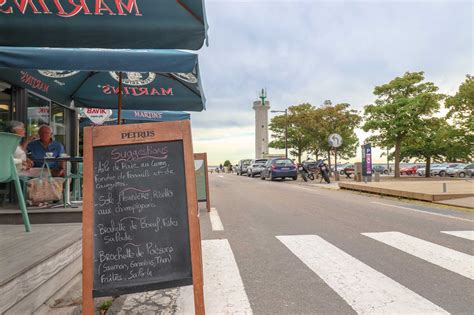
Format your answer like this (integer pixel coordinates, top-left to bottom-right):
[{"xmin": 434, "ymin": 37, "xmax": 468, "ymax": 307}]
[{"xmin": 0, "ymin": 79, "xmax": 79, "ymax": 156}]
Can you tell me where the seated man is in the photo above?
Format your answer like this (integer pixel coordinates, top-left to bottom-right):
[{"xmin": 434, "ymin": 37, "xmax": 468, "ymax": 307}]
[{"xmin": 27, "ymin": 125, "xmax": 66, "ymax": 177}]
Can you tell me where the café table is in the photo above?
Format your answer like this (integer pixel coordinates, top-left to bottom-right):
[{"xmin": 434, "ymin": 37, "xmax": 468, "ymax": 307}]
[{"xmin": 30, "ymin": 156, "xmax": 84, "ymax": 207}]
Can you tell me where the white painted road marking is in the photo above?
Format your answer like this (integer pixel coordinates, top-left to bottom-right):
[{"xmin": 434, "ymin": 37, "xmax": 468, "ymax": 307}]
[
  {"xmin": 441, "ymin": 230, "xmax": 474, "ymax": 241},
  {"xmin": 363, "ymin": 232, "xmax": 474, "ymax": 280},
  {"xmin": 277, "ymin": 235, "xmax": 448, "ymax": 314},
  {"xmin": 209, "ymin": 207, "xmax": 224, "ymax": 231},
  {"xmin": 372, "ymin": 201, "xmax": 474, "ymax": 222},
  {"xmin": 176, "ymin": 239, "xmax": 252, "ymax": 314}
]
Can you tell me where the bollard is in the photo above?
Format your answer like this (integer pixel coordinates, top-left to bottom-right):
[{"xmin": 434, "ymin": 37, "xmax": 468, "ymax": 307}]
[
  {"xmin": 443, "ymin": 182, "xmax": 447, "ymax": 193},
  {"xmin": 374, "ymin": 172, "xmax": 380, "ymax": 182}
]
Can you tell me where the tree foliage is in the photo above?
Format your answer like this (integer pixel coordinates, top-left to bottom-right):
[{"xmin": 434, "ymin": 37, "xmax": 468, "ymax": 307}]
[
  {"xmin": 269, "ymin": 102, "xmax": 361, "ymax": 165},
  {"xmin": 445, "ymin": 75, "xmax": 474, "ymax": 157},
  {"xmin": 269, "ymin": 104, "xmax": 313, "ymax": 163},
  {"xmin": 363, "ymin": 71, "xmax": 443, "ymax": 177},
  {"xmin": 223, "ymin": 160, "xmax": 232, "ymax": 168}
]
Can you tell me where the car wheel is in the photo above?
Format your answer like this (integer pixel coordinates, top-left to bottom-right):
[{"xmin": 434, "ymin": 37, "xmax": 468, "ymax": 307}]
[
  {"xmin": 292, "ymin": 176, "xmax": 297, "ymax": 180},
  {"xmin": 260, "ymin": 173, "xmax": 265, "ymax": 180},
  {"xmin": 247, "ymin": 172, "xmax": 251, "ymax": 177},
  {"xmin": 383, "ymin": 170, "xmax": 388, "ymax": 174},
  {"xmin": 459, "ymin": 172, "xmax": 466, "ymax": 178},
  {"xmin": 439, "ymin": 171, "xmax": 446, "ymax": 177}
]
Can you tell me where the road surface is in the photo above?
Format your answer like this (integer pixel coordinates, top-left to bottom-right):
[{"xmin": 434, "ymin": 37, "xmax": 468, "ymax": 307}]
[{"xmin": 189, "ymin": 173, "xmax": 474, "ymax": 314}]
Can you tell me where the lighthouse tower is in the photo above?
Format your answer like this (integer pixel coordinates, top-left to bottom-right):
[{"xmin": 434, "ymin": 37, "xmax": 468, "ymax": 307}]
[{"xmin": 253, "ymin": 89, "xmax": 270, "ymax": 159}]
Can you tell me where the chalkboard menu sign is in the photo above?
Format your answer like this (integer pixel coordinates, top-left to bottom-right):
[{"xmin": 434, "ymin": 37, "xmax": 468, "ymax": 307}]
[
  {"xmin": 194, "ymin": 152, "xmax": 210, "ymax": 212},
  {"xmin": 93, "ymin": 141, "xmax": 192, "ymax": 297},
  {"xmin": 82, "ymin": 121, "xmax": 204, "ymax": 315}
]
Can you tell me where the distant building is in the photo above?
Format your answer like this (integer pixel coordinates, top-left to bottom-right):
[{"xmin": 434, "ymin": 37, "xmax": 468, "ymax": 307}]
[{"xmin": 253, "ymin": 91, "xmax": 270, "ymax": 159}]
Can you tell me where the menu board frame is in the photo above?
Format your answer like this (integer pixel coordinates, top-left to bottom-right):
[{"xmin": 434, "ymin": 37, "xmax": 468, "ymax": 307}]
[
  {"xmin": 82, "ymin": 121, "xmax": 204, "ymax": 315},
  {"xmin": 194, "ymin": 152, "xmax": 211, "ymax": 212}
]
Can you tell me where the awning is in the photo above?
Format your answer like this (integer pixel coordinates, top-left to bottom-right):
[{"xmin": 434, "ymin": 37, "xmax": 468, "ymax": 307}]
[
  {"xmin": 79, "ymin": 109, "xmax": 190, "ymax": 128},
  {"xmin": 80, "ymin": 109, "xmax": 190, "ymax": 122},
  {"xmin": 111, "ymin": 110, "xmax": 190, "ymax": 122},
  {"xmin": 0, "ymin": 47, "xmax": 205, "ymax": 111},
  {"xmin": 0, "ymin": 0, "xmax": 208, "ymax": 50}
]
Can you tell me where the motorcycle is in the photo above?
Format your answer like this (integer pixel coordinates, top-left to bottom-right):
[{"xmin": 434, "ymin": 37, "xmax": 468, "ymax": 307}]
[
  {"xmin": 301, "ymin": 159, "xmax": 331, "ymax": 184},
  {"xmin": 299, "ymin": 162, "xmax": 315, "ymax": 182}
]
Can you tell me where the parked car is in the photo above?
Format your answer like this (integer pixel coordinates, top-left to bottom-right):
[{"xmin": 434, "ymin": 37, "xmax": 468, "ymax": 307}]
[
  {"xmin": 400, "ymin": 164, "xmax": 417, "ymax": 175},
  {"xmin": 372, "ymin": 165, "xmax": 389, "ymax": 174},
  {"xmin": 260, "ymin": 158, "xmax": 297, "ymax": 181},
  {"xmin": 247, "ymin": 159, "xmax": 268, "ymax": 177},
  {"xmin": 340, "ymin": 164, "xmax": 355, "ymax": 177},
  {"xmin": 446, "ymin": 163, "xmax": 473, "ymax": 178},
  {"xmin": 431, "ymin": 163, "xmax": 458, "ymax": 177},
  {"xmin": 236, "ymin": 159, "xmax": 253, "ymax": 175}
]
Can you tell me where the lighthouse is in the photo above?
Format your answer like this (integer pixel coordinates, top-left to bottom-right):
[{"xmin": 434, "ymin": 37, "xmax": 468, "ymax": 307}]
[{"xmin": 253, "ymin": 89, "xmax": 270, "ymax": 159}]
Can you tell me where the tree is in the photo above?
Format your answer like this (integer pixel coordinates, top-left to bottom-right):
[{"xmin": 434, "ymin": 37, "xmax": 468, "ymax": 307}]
[
  {"xmin": 445, "ymin": 75, "xmax": 474, "ymax": 154},
  {"xmin": 223, "ymin": 160, "xmax": 232, "ymax": 168},
  {"xmin": 400, "ymin": 118, "xmax": 450, "ymax": 177},
  {"xmin": 269, "ymin": 103, "xmax": 313, "ymax": 163},
  {"xmin": 363, "ymin": 71, "xmax": 443, "ymax": 178},
  {"xmin": 304, "ymin": 102, "xmax": 361, "ymax": 170}
]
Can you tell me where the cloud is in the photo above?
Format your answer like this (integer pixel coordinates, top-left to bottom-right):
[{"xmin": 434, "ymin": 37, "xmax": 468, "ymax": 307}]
[{"xmin": 195, "ymin": 0, "xmax": 473, "ymax": 161}]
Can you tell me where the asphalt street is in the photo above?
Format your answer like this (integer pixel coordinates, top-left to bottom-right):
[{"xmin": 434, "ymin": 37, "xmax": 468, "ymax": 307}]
[{"xmin": 198, "ymin": 173, "xmax": 474, "ymax": 314}]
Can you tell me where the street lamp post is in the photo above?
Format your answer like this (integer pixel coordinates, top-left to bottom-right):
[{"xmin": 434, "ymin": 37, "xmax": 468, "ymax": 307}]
[{"xmin": 271, "ymin": 109, "xmax": 288, "ymax": 158}]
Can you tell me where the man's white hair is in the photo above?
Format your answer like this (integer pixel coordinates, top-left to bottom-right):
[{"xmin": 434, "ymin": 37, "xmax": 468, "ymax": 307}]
[{"xmin": 38, "ymin": 124, "xmax": 52, "ymax": 133}]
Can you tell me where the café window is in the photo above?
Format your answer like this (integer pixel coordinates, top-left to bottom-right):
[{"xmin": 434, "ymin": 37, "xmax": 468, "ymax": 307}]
[
  {"xmin": 51, "ymin": 103, "xmax": 67, "ymax": 148},
  {"xmin": 27, "ymin": 92, "xmax": 50, "ymax": 137},
  {"xmin": 0, "ymin": 81, "xmax": 11, "ymax": 129}
]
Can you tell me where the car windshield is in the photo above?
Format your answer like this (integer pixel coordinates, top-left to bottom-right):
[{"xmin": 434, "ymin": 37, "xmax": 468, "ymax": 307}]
[
  {"xmin": 274, "ymin": 159, "xmax": 294, "ymax": 166},
  {"xmin": 454, "ymin": 164, "xmax": 466, "ymax": 169},
  {"xmin": 243, "ymin": 160, "xmax": 252, "ymax": 166}
]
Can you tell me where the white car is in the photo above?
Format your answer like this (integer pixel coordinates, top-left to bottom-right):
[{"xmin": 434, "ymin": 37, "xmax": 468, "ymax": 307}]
[
  {"xmin": 431, "ymin": 163, "xmax": 458, "ymax": 177},
  {"xmin": 446, "ymin": 163, "xmax": 473, "ymax": 178},
  {"xmin": 247, "ymin": 159, "xmax": 268, "ymax": 177},
  {"xmin": 417, "ymin": 164, "xmax": 441, "ymax": 176}
]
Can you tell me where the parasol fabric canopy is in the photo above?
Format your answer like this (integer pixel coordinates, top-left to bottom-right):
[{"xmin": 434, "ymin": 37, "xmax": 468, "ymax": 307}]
[
  {"xmin": 110, "ymin": 109, "xmax": 190, "ymax": 122},
  {"xmin": 80, "ymin": 109, "xmax": 190, "ymax": 124},
  {"xmin": 0, "ymin": 47, "xmax": 205, "ymax": 111},
  {"xmin": 0, "ymin": 0, "xmax": 208, "ymax": 50}
]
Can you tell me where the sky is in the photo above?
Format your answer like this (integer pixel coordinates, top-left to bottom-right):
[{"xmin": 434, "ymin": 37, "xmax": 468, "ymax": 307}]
[{"xmin": 190, "ymin": 0, "xmax": 473, "ymax": 165}]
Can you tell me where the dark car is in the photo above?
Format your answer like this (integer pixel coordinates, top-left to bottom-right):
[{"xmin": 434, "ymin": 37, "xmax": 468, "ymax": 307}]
[
  {"xmin": 236, "ymin": 159, "xmax": 253, "ymax": 175},
  {"xmin": 260, "ymin": 158, "xmax": 297, "ymax": 181},
  {"xmin": 372, "ymin": 165, "xmax": 389, "ymax": 174}
]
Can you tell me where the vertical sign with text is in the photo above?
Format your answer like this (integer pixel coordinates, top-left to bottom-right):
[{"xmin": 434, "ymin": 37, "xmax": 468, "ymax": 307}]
[{"xmin": 361, "ymin": 143, "xmax": 372, "ymax": 177}]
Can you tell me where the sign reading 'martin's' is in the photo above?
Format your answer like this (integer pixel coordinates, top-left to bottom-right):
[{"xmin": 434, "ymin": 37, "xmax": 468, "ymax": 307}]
[
  {"xmin": 0, "ymin": 0, "xmax": 142, "ymax": 17},
  {"xmin": 0, "ymin": 0, "xmax": 207, "ymax": 50}
]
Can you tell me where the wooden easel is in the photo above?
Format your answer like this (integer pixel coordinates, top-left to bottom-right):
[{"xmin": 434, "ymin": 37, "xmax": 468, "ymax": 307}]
[{"xmin": 82, "ymin": 121, "xmax": 205, "ymax": 315}]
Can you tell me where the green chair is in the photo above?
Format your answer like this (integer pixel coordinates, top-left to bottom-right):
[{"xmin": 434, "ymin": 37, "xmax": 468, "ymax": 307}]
[
  {"xmin": 71, "ymin": 162, "xmax": 83, "ymax": 201},
  {"xmin": 0, "ymin": 132, "xmax": 31, "ymax": 232}
]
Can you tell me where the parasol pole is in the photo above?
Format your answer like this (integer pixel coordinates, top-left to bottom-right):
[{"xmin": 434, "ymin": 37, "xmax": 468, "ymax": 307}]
[{"xmin": 117, "ymin": 71, "xmax": 123, "ymax": 125}]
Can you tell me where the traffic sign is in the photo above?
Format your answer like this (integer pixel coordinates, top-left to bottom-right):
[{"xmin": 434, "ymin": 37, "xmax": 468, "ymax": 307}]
[{"xmin": 328, "ymin": 133, "xmax": 343, "ymax": 148}]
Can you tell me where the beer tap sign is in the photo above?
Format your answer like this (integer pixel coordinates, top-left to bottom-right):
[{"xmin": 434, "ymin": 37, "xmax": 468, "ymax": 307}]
[{"xmin": 328, "ymin": 133, "xmax": 343, "ymax": 175}]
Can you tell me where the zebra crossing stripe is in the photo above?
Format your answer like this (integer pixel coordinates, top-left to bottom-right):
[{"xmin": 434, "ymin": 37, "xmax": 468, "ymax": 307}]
[
  {"xmin": 441, "ymin": 230, "xmax": 474, "ymax": 241},
  {"xmin": 176, "ymin": 239, "xmax": 252, "ymax": 314},
  {"xmin": 276, "ymin": 235, "xmax": 447, "ymax": 314},
  {"xmin": 209, "ymin": 207, "xmax": 224, "ymax": 231},
  {"xmin": 363, "ymin": 232, "xmax": 474, "ymax": 280}
]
